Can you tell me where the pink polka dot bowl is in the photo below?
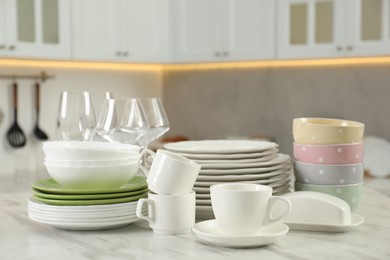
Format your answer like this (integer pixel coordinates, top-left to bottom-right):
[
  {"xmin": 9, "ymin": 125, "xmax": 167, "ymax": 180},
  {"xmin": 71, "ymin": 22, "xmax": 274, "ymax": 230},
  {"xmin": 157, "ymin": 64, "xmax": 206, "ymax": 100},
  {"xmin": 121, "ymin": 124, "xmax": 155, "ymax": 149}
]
[
  {"xmin": 293, "ymin": 118, "xmax": 365, "ymax": 145},
  {"xmin": 294, "ymin": 161, "xmax": 364, "ymax": 185},
  {"xmin": 293, "ymin": 142, "xmax": 364, "ymax": 164},
  {"xmin": 294, "ymin": 182, "xmax": 363, "ymax": 211}
]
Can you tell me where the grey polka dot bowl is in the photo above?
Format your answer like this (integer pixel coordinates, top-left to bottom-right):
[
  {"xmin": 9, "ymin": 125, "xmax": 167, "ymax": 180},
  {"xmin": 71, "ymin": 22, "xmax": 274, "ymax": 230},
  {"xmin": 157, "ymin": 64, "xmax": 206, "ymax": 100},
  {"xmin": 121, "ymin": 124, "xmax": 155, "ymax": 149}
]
[
  {"xmin": 294, "ymin": 182, "xmax": 363, "ymax": 211},
  {"xmin": 293, "ymin": 118, "xmax": 365, "ymax": 145},
  {"xmin": 294, "ymin": 161, "xmax": 364, "ymax": 185}
]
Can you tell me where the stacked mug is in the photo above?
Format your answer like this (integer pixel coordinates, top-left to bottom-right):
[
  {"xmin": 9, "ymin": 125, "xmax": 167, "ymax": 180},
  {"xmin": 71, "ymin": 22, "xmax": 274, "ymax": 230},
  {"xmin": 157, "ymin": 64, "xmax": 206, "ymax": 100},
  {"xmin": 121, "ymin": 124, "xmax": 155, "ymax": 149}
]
[
  {"xmin": 292, "ymin": 118, "xmax": 365, "ymax": 211},
  {"xmin": 136, "ymin": 149, "xmax": 201, "ymax": 235}
]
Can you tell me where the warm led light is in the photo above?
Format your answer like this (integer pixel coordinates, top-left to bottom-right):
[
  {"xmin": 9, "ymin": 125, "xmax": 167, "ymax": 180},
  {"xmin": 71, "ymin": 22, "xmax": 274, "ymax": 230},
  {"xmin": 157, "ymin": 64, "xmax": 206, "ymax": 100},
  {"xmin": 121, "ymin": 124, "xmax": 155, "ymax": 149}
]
[
  {"xmin": 1, "ymin": 56, "xmax": 390, "ymax": 72},
  {"xmin": 0, "ymin": 59, "xmax": 162, "ymax": 71}
]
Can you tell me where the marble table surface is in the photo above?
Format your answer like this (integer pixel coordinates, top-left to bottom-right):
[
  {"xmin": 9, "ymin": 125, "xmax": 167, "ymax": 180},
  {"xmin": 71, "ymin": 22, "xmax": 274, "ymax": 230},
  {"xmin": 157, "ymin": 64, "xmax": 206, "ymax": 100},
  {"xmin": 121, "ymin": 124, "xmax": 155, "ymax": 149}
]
[{"xmin": 1, "ymin": 175, "xmax": 390, "ymax": 260}]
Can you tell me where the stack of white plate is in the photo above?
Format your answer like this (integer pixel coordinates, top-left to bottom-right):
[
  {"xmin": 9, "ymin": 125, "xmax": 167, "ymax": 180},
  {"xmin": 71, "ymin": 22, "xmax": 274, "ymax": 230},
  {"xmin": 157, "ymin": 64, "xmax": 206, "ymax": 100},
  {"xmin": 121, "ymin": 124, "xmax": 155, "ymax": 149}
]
[
  {"xmin": 164, "ymin": 140, "xmax": 293, "ymax": 219},
  {"xmin": 28, "ymin": 176, "xmax": 148, "ymax": 230}
]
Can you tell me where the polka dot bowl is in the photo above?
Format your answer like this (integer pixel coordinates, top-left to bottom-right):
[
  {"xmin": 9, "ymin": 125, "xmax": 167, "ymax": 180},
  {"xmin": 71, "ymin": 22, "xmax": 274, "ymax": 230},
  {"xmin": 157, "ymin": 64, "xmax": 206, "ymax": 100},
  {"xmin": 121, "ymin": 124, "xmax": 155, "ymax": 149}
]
[
  {"xmin": 294, "ymin": 182, "xmax": 363, "ymax": 211},
  {"xmin": 293, "ymin": 118, "xmax": 365, "ymax": 145},
  {"xmin": 293, "ymin": 142, "xmax": 364, "ymax": 164},
  {"xmin": 294, "ymin": 161, "xmax": 364, "ymax": 185}
]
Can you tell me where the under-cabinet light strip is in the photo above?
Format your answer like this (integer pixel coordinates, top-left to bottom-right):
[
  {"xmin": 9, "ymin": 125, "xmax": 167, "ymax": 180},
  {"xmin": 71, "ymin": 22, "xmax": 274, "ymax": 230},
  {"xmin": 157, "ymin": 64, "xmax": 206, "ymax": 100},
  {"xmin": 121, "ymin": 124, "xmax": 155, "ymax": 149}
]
[{"xmin": 1, "ymin": 56, "xmax": 390, "ymax": 71}]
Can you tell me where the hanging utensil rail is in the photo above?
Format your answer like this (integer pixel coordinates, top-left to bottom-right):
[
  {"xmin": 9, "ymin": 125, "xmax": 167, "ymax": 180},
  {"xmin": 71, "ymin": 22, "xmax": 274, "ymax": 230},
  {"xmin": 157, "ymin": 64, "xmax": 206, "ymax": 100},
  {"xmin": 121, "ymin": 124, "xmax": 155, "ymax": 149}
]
[{"xmin": 0, "ymin": 71, "xmax": 54, "ymax": 82}]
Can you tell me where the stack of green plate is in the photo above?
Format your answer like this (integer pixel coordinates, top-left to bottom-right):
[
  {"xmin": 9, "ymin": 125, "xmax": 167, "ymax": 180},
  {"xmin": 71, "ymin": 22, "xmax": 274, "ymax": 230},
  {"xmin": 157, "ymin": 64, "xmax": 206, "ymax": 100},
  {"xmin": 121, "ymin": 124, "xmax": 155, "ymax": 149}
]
[{"xmin": 28, "ymin": 176, "xmax": 148, "ymax": 230}]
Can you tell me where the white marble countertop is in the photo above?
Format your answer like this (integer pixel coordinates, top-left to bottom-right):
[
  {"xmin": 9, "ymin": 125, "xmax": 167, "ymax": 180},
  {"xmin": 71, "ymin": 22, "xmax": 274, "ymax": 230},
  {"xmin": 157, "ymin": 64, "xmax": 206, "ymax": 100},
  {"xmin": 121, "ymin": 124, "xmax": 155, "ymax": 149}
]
[{"xmin": 1, "ymin": 175, "xmax": 390, "ymax": 260}]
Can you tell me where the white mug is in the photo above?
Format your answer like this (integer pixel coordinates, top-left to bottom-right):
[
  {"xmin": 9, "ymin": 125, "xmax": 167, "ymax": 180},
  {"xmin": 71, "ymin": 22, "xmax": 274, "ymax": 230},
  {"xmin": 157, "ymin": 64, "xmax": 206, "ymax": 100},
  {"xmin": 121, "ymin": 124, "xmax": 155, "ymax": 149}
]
[
  {"xmin": 136, "ymin": 191, "xmax": 196, "ymax": 235},
  {"xmin": 210, "ymin": 183, "xmax": 291, "ymax": 236},
  {"xmin": 138, "ymin": 149, "xmax": 201, "ymax": 195}
]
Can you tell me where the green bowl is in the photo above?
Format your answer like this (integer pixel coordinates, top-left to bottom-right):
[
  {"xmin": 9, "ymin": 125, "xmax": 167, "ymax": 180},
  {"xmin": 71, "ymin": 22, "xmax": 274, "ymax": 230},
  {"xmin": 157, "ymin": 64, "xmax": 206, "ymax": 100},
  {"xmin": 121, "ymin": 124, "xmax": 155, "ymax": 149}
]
[{"xmin": 294, "ymin": 182, "xmax": 363, "ymax": 211}]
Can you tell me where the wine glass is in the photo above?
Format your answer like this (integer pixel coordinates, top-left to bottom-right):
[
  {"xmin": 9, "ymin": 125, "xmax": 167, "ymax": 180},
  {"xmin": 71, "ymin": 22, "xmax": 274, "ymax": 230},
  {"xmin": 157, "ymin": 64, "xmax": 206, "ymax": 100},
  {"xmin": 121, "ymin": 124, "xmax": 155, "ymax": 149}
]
[
  {"xmin": 135, "ymin": 98, "xmax": 170, "ymax": 148},
  {"xmin": 93, "ymin": 99, "xmax": 149, "ymax": 144},
  {"xmin": 89, "ymin": 92, "xmax": 113, "ymax": 142},
  {"xmin": 56, "ymin": 91, "xmax": 96, "ymax": 141}
]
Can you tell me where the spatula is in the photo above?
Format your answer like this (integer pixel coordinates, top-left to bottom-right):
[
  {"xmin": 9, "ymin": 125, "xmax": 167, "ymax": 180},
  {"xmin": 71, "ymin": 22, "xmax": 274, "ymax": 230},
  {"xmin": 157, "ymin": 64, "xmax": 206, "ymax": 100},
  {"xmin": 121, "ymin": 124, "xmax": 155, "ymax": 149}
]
[
  {"xmin": 33, "ymin": 81, "xmax": 48, "ymax": 140},
  {"xmin": 6, "ymin": 81, "xmax": 26, "ymax": 148}
]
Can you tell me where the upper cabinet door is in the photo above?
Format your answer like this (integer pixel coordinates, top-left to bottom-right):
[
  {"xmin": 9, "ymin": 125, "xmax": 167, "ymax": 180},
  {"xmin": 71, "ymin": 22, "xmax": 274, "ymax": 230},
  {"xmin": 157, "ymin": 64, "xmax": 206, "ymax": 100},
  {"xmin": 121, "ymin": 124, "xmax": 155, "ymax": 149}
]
[
  {"xmin": 72, "ymin": 0, "xmax": 121, "ymax": 61},
  {"xmin": 170, "ymin": 0, "xmax": 222, "ymax": 62},
  {"xmin": 223, "ymin": 0, "xmax": 275, "ymax": 61},
  {"xmin": 0, "ymin": 1, "xmax": 6, "ymax": 56},
  {"xmin": 122, "ymin": 0, "xmax": 164, "ymax": 62},
  {"xmin": 277, "ymin": 0, "xmax": 346, "ymax": 59},
  {"xmin": 5, "ymin": 0, "xmax": 71, "ymax": 59},
  {"xmin": 348, "ymin": 0, "xmax": 390, "ymax": 56}
]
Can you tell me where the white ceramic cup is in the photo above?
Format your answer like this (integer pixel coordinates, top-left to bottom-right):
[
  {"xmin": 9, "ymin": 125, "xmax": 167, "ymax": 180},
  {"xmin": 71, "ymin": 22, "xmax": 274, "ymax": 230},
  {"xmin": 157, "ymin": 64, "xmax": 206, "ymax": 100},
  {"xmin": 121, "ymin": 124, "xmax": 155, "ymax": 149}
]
[
  {"xmin": 136, "ymin": 191, "xmax": 196, "ymax": 235},
  {"xmin": 210, "ymin": 183, "xmax": 291, "ymax": 236},
  {"xmin": 138, "ymin": 149, "xmax": 201, "ymax": 195}
]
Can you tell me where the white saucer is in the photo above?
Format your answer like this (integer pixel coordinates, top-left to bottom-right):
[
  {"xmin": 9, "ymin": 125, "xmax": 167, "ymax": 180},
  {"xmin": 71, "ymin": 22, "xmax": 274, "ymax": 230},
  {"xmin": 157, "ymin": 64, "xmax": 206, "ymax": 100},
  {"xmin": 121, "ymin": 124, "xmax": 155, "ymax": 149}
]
[
  {"xmin": 192, "ymin": 220, "xmax": 289, "ymax": 248},
  {"xmin": 285, "ymin": 214, "xmax": 365, "ymax": 232}
]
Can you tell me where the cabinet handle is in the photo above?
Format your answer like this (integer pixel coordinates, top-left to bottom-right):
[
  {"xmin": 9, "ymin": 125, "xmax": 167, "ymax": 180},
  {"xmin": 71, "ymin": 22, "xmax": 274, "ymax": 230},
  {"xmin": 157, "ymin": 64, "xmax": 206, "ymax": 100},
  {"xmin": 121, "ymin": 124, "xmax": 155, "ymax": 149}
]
[
  {"xmin": 123, "ymin": 52, "xmax": 129, "ymax": 57},
  {"xmin": 8, "ymin": 45, "xmax": 16, "ymax": 50},
  {"xmin": 336, "ymin": 46, "xmax": 343, "ymax": 51},
  {"xmin": 0, "ymin": 44, "xmax": 5, "ymax": 49},
  {"xmin": 215, "ymin": 51, "xmax": 221, "ymax": 57},
  {"xmin": 116, "ymin": 51, "xmax": 122, "ymax": 56},
  {"xmin": 347, "ymin": 45, "xmax": 353, "ymax": 51},
  {"xmin": 222, "ymin": 51, "xmax": 228, "ymax": 56}
]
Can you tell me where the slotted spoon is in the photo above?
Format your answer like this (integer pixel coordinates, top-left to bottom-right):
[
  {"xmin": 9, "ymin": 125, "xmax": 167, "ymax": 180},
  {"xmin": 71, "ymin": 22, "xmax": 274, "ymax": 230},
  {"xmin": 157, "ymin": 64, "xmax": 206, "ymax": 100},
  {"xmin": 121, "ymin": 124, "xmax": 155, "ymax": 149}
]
[{"xmin": 6, "ymin": 81, "xmax": 26, "ymax": 148}]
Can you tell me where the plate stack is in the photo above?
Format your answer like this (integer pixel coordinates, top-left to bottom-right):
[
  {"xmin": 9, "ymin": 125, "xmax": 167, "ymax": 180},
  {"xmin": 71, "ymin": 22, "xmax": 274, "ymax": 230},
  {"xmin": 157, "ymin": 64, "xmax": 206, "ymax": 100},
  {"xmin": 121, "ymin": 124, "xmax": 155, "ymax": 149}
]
[
  {"xmin": 28, "ymin": 176, "xmax": 148, "ymax": 230},
  {"xmin": 164, "ymin": 140, "xmax": 293, "ymax": 219}
]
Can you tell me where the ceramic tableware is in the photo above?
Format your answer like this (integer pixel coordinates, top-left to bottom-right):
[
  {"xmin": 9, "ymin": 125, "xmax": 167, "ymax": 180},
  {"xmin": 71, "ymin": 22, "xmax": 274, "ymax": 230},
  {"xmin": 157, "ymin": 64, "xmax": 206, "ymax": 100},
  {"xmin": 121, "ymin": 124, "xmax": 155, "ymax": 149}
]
[
  {"xmin": 210, "ymin": 183, "xmax": 291, "ymax": 236},
  {"xmin": 363, "ymin": 136, "xmax": 390, "ymax": 178},
  {"xmin": 294, "ymin": 161, "xmax": 364, "ymax": 185},
  {"xmin": 293, "ymin": 118, "xmax": 364, "ymax": 145},
  {"xmin": 293, "ymin": 142, "xmax": 364, "ymax": 164},
  {"xmin": 294, "ymin": 182, "xmax": 363, "ymax": 211},
  {"xmin": 136, "ymin": 191, "xmax": 196, "ymax": 235},
  {"xmin": 139, "ymin": 149, "xmax": 201, "ymax": 195}
]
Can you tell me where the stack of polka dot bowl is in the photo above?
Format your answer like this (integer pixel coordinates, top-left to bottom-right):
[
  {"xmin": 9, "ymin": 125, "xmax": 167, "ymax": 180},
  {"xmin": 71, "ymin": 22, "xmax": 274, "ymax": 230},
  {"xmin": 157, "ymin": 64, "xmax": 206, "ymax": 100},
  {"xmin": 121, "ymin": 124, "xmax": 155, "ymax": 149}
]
[{"xmin": 292, "ymin": 118, "xmax": 365, "ymax": 211}]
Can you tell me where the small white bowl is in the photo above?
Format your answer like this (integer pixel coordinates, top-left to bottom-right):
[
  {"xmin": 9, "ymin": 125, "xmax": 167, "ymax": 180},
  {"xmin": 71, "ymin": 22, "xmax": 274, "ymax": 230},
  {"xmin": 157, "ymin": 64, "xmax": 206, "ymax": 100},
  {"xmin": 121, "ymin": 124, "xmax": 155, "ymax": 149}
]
[
  {"xmin": 44, "ymin": 162, "xmax": 139, "ymax": 190},
  {"xmin": 44, "ymin": 156, "xmax": 140, "ymax": 167},
  {"xmin": 43, "ymin": 141, "xmax": 140, "ymax": 161}
]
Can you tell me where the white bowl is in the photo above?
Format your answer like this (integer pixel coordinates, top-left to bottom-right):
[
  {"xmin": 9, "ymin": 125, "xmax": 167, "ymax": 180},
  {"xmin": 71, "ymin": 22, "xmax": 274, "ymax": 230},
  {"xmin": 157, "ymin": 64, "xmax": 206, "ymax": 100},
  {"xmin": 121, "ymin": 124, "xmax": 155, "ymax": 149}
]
[
  {"xmin": 44, "ymin": 156, "xmax": 140, "ymax": 167},
  {"xmin": 43, "ymin": 141, "xmax": 141, "ymax": 161},
  {"xmin": 44, "ymin": 162, "xmax": 140, "ymax": 190}
]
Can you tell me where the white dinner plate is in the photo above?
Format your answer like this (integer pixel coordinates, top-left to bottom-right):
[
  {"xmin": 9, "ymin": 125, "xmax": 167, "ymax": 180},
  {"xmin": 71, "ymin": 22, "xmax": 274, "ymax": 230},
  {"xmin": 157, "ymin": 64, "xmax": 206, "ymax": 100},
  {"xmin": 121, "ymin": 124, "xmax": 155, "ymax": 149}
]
[
  {"xmin": 197, "ymin": 168, "xmax": 292, "ymax": 181},
  {"xmin": 192, "ymin": 220, "xmax": 289, "ymax": 248},
  {"xmin": 28, "ymin": 211, "xmax": 142, "ymax": 223},
  {"xmin": 29, "ymin": 215, "xmax": 139, "ymax": 230},
  {"xmin": 200, "ymin": 163, "xmax": 290, "ymax": 176},
  {"xmin": 195, "ymin": 175, "xmax": 291, "ymax": 187},
  {"xmin": 199, "ymin": 154, "xmax": 289, "ymax": 169},
  {"xmin": 164, "ymin": 140, "xmax": 278, "ymax": 154},
  {"xmin": 28, "ymin": 206, "xmax": 137, "ymax": 218},
  {"xmin": 285, "ymin": 214, "xmax": 365, "ymax": 232},
  {"xmin": 171, "ymin": 148, "xmax": 279, "ymax": 160},
  {"xmin": 193, "ymin": 154, "xmax": 279, "ymax": 165},
  {"xmin": 363, "ymin": 136, "xmax": 390, "ymax": 178},
  {"xmin": 194, "ymin": 181, "xmax": 291, "ymax": 194}
]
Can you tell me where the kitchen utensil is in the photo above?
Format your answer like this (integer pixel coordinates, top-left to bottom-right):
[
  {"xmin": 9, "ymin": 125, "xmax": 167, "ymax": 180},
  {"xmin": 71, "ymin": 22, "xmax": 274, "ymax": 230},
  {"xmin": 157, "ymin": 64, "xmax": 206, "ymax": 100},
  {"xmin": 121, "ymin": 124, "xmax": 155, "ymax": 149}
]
[
  {"xmin": 139, "ymin": 149, "xmax": 201, "ymax": 195},
  {"xmin": 136, "ymin": 191, "xmax": 196, "ymax": 235},
  {"xmin": 33, "ymin": 81, "xmax": 48, "ymax": 140},
  {"xmin": 0, "ymin": 107, "xmax": 3, "ymax": 126},
  {"xmin": 6, "ymin": 81, "xmax": 26, "ymax": 148}
]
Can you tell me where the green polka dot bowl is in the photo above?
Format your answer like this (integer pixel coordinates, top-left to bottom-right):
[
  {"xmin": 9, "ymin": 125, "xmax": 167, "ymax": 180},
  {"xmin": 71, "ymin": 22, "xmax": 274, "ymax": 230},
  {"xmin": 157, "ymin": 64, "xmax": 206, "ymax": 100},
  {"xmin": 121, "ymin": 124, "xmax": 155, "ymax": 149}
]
[{"xmin": 294, "ymin": 182, "xmax": 363, "ymax": 211}]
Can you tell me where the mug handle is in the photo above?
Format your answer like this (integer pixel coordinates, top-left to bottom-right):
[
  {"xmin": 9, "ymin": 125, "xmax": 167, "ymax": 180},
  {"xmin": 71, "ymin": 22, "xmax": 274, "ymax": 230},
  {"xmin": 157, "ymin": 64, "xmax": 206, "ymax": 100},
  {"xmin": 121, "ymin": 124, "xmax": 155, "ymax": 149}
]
[
  {"xmin": 136, "ymin": 198, "xmax": 154, "ymax": 224},
  {"xmin": 262, "ymin": 196, "xmax": 291, "ymax": 227},
  {"xmin": 138, "ymin": 149, "xmax": 155, "ymax": 177}
]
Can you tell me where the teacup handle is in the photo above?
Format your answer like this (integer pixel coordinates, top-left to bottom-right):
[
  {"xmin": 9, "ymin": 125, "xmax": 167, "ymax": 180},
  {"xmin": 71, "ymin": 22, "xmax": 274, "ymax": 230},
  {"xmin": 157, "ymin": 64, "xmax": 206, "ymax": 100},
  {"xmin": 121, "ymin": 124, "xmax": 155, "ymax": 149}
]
[
  {"xmin": 138, "ymin": 149, "xmax": 155, "ymax": 177},
  {"xmin": 262, "ymin": 196, "xmax": 291, "ymax": 227},
  {"xmin": 136, "ymin": 198, "xmax": 154, "ymax": 224}
]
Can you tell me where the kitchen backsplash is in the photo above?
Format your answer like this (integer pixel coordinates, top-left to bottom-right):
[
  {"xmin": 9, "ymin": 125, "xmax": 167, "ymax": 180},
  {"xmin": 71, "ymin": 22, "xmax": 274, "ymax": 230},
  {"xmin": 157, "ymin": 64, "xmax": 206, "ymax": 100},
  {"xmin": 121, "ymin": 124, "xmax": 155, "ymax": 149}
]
[
  {"xmin": 162, "ymin": 64, "xmax": 390, "ymax": 155},
  {"xmin": 0, "ymin": 66, "xmax": 162, "ymax": 176}
]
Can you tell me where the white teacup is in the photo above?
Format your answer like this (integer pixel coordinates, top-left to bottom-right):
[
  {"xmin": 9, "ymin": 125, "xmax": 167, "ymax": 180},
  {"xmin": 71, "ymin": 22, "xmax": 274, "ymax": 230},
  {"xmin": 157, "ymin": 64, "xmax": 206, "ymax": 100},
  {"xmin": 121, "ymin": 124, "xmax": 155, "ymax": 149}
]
[
  {"xmin": 139, "ymin": 149, "xmax": 201, "ymax": 195},
  {"xmin": 136, "ymin": 191, "xmax": 196, "ymax": 235},
  {"xmin": 210, "ymin": 183, "xmax": 291, "ymax": 236}
]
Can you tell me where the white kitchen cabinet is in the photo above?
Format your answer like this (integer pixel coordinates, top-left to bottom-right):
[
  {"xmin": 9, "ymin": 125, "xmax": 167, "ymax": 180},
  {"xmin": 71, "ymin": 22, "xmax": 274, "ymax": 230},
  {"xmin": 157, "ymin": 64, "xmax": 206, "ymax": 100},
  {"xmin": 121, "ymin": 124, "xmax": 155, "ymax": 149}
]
[
  {"xmin": 0, "ymin": 0, "xmax": 71, "ymax": 59},
  {"xmin": 72, "ymin": 0, "xmax": 164, "ymax": 63},
  {"xmin": 278, "ymin": 0, "xmax": 390, "ymax": 59},
  {"xmin": 277, "ymin": 0, "xmax": 346, "ymax": 59},
  {"xmin": 348, "ymin": 0, "xmax": 390, "ymax": 57},
  {"xmin": 169, "ymin": 0, "xmax": 275, "ymax": 63}
]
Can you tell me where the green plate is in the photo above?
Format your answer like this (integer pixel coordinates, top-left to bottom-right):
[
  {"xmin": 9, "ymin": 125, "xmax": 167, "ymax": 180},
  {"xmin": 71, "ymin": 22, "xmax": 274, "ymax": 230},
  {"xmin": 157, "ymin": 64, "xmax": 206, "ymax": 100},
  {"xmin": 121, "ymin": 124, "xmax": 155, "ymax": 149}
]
[
  {"xmin": 33, "ymin": 187, "xmax": 149, "ymax": 200},
  {"xmin": 33, "ymin": 176, "xmax": 147, "ymax": 195},
  {"xmin": 32, "ymin": 192, "xmax": 148, "ymax": 206}
]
